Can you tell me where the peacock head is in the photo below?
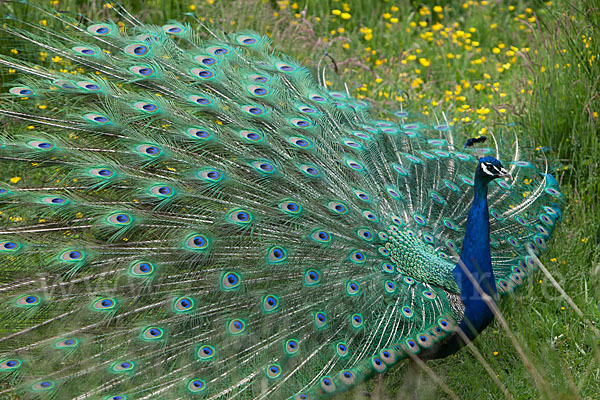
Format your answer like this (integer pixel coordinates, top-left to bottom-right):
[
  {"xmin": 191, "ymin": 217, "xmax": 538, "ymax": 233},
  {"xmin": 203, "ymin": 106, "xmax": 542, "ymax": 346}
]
[{"xmin": 476, "ymin": 156, "xmax": 511, "ymax": 183}]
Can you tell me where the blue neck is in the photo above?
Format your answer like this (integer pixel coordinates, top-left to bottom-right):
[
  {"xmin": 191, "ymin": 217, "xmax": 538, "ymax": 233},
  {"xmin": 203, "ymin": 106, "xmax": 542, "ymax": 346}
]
[{"xmin": 452, "ymin": 177, "xmax": 497, "ymax": 341}]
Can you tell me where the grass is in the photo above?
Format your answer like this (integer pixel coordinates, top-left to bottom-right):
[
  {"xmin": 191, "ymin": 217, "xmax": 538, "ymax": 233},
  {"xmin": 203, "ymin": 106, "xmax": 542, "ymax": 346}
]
[{"xmin": 0, "ymin": 0, "xmax": 598, "ymax": 398}]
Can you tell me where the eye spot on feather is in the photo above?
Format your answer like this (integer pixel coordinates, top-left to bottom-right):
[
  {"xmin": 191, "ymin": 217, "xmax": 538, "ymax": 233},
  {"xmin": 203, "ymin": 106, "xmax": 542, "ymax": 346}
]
[
  {"xmin": 279, "ymin": 200, "xmax": 302, "ymax": 215},
  {"xmin": 276, "ymin": 62, "xmax": 297, "ymax": 72},
  {"xmin": 354, "ymin": 189, "xmax": 371, "ymax": 202},
  {"xmin": 343, "ymin": 139, "xmax": 362, "ymax": 149},
  {"xmin": 227, "ymin": 209, "xmax": 253, "ymax": 225},
  {"xmin": 136, "ymin": 144, "xmax": 162, "ymax": 157},
  {"xmin": 371, "ymin": 356, "xmax": 387, "ymax": 373},
  {"xmin": 185, "ymin": 234, "xmax": 209, "ymax": 250},
  {"xmin": 314, "ymin": 311, "xmax": 327, "ymax": 329},
  {"xmin": 350, "ymin": 313, "xmax": 363, "ymax": 329},
  {"xmin": 221, "ymin": 272, "xmax": 241, "ymax": 290},
  {"xmin": 124, "ymin": 43, "xmax": 150, "ymax": 57},
  {"xmin": 380, "ymin": 349, "xmax": 396, "ymax": 365},
  {"xmin": 130, "ymin": 261, "xmax": 155, "ymax": 276},
  {"xmin": 197, "ymin": 344, "xmax": 215, "ymax": 360},
  {"xmin": 197, "ymin": 168, "xmax": 223, "ymax": 182},
  {"xmin": 340, "ymin": 370, "xmax": 355, "ymax": 385},
  {"xmin": 381, "ymin": 262, "xmax": 394, "ymax": 273},
  {"xmin": 207, "ymin": 46, "xmax": 230, "ymax": 56},
  {"xmin": 285, "ymin": 339, "xmax": 299, "ymax": 355},
  {"xmin": 402, "ymin": 306, "xmax": 414, "ymax": 318},
  {"xmin": 93, "ymin": 298, "xmax": 116, "ymax": 311},
  {"xmin": 289, "ymin": 136, "xmax": 311, "ymax": 148},
  {"xmin": 173, "ymin": 296, "xmax": 195, "ymax": 313},
  {"xmin": 9, "ymin": 86, "xmax": 34, "ymax": 96},
  {"xmin": 107, "ymin": 212, "xmax": 132, "ymax": 226},
  {"xmin": 320, "ymin": 377, "xmax": 335, "ymax": 392},
  {"xmin": 162, "ymin": 24, "xmax": 185, "ymax": 34},
  {"xmin": 83, "ymin": 113, "xmax": 111, "ymax": 124},
  {"xmin": 141, "ymin": 326, "xmax": 164, "ymax": 341},
  {"xmin": 289, "ymin": 118, "xmax": 312, "ymax": 129},
  {"xmin": 59, "ymin": 250, "xmax": 84, "ymax": 262},
  {"xmin": 349, "ymin": 250, "xmax": 366, "ymax": 264},
  {"xmin": 238, "ymin": 130, "xmax": 263, "ymax": 143},
  {"xmin": 422, "ymin": 233, "xmax": 435, "ymax": 244},
  {"xmin": 309, "ymin": 93, "xmax": 327, "ymax": 102},
  {"xmin": 134, "ymin": 102, "xmax": 160, "ymax": 114},
  {"xmin": 310, "ymin": 229, "xmax": 331, "ymax": 244},
  {"xmin": 89, "ymin": 168, "xmax": 114, "ymax": 178},
  {"xmin": 267, "ymin": 246, "xmax": 287, "ymax": 263},
  {"xmin": 87, "ymin": 23, "xmax": 113, "ymax": 35},
  {"xmin": 329, "ymin": 92, "xmax": 346, "ymax": 99},
  {"xmin": 384, "ymin": 280, "xmax": 396, "ymax": 294},
  {"xmin": 246, "ymin": 85, "xmax": 268, "ymax": 97},
  {"xmin": 195, "ymin": 55, "xmax": 217, "ymax": 66},
  {"xmin": 362, "ymin": 210, "xmax": 378, "ymax": 222},
  {"xmin": 262, "ymin": 295, "xmax": 279, "ymax": 313},
  {"xmin": 236, "ymin": 34, "xmax": 260, "ymax": 46},
  {"xmin": 304, "ymin": 269, "xmax": 321, "ymax": 286},
  {"xmin": 149, "ymin": 185, "xmax": 174, "ymax": 198},
  {"xmin": 242, "ymin": 105, "xmax": 266, "ymax": 116},
  {"xmin": 227, "ymin": 319, "xmax": 246, "ymax": 335},
  {"xmin": 1, "ymin": 359, "xmax": 22, "ymax": 370},
  {"xmin": 357, "ymin": 228, "xmax": 373, "ymax": 241},
  {"xmin": 186, "ymin": 127, "xmax": 212, "ymax": 140},
  {"xmin": 72, "ymin": 46, "xmax": 97, "ymax": 56},
  {"xmin": 266, "ymin": 364, "xmax": 282, "ymax": 379},
  {"xmin": 28, "ymin": 140, "xmax": 54, "ymax": 150},
  {"xmin": 346, "ymin": 281, "xmax": 360, "ymax": 295},
  {"xmin": 31, "ymin": 380, "xmax": 55, "ymax": 391},
  {"xmin": 15, "ymin": 294, "xmax": 41, "ymax": 307},
  {"xmin": 189, "ymin": 95, "xmax": 213, "ymax": 106},
  {"xmin": 346, "ymin": 159, "xmax": 365, "ymax": 171},
  {"xmin": 299, "ymin": 164, "xmax": 320, "ymax": 177},
  {"xmin": 327, "ymin": 201, "xmax": 348, "ymax": 215},
  {"xmin": 190, "ymin": 68, "xmax": 215, "ymax": 80},
  {"xmin": 0, "ymin": 241, "xmax": 19, "ymax": 252},
  {"xmin": 187, "ymin": 379, "xmax": 206, "ymax": 393},
  {"xmin": 76, "ymin": 81, "xmax": 101, "ymax": 91},
  {"xmin": 443, "ymin": 218, "xmax": 458, "ymax": 231},
  {"xmin": 110, "ymin": 361, "xmax": 134, "ymax": 373}
]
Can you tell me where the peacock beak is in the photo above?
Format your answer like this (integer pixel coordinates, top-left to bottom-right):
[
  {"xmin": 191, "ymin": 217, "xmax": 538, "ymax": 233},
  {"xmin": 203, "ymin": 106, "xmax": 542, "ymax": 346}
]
[{"xmin": 499, "ymin": 167, "xmax": 512, "ymax": 180}]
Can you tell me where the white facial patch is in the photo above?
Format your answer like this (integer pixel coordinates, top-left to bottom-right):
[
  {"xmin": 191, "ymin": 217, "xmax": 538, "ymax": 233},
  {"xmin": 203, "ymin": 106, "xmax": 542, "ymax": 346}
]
[{"xmin": 481, "ymin": 162, "xmax": 497, "ymax": 176}]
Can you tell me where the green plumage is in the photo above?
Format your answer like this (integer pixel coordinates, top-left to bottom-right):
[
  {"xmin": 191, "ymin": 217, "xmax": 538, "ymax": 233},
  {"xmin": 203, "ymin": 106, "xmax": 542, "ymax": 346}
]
[{"xmin": 0, "ymin": 4, "xmax": 562, "ymax": 399}]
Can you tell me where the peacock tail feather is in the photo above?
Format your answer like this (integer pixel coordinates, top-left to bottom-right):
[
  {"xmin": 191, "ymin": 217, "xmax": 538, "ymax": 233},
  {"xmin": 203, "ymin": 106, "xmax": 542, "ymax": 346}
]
[{"xmin": 0, "ymin": 4, "xmax": 563, "ymax": 399}]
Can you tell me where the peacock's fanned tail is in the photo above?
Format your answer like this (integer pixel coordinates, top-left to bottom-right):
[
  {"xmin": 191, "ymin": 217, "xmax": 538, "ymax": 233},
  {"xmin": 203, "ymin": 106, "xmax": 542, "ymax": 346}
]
[{"xmin": 0, "ymin": 6, "xmax": 562, "ymax": 399}]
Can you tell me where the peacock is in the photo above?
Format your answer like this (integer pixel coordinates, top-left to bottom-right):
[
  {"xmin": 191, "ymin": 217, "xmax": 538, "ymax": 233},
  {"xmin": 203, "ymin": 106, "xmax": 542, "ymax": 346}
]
[{"xmin": 0, "ymin": 3, "xmax": 565, "ymax": 399}]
